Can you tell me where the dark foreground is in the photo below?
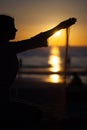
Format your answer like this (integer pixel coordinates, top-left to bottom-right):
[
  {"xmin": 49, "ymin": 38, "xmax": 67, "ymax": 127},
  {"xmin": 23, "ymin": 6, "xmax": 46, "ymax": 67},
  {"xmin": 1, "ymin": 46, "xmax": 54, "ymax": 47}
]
[{"xmin": 0, "ymin": 77, "xmax": 87, "ymax": 130}]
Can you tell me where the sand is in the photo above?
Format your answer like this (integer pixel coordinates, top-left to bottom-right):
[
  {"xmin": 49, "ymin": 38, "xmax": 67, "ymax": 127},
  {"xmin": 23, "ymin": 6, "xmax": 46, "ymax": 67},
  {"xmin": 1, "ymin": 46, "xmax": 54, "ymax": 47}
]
[{"xmin": 7, "ymin": 76, "xmax": 87, "ymax": 129}]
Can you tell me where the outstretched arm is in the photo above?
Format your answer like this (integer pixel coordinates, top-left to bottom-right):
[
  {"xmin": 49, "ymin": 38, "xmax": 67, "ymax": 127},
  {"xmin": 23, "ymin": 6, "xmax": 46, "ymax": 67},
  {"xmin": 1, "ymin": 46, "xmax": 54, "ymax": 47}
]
[
  {"xmin": 11, "ymin": 17, "xmax": 76, "ymax": 53},
  {"xmin": 43, "ymin": 17, "xmax": 77, "ymax": 38}
]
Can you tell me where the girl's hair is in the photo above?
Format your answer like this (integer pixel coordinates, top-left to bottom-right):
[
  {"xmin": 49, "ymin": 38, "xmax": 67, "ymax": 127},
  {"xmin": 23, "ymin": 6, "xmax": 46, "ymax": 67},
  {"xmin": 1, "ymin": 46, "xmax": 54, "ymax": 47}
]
[{"xmin": 0, "ymin": 14, "xmax": 14, "ymax": 29}]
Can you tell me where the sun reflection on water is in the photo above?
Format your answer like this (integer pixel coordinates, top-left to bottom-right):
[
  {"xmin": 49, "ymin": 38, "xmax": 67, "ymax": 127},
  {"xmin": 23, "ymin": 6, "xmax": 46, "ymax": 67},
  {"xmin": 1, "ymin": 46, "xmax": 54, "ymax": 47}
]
[{"xmin": 45, "ymin": 46, "xmax": 63, "ymax": 83}]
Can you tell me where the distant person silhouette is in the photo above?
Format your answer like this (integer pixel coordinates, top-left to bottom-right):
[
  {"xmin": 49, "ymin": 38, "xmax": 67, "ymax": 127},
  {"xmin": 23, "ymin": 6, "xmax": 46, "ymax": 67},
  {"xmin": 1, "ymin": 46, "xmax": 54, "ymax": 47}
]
[
  {"xmin": 0, "ymin": 14, "xmax": 76, "ymax": 127},
  {"xmin": 70, "ymin": 72, "xmax": 83, "ymax": 88}
]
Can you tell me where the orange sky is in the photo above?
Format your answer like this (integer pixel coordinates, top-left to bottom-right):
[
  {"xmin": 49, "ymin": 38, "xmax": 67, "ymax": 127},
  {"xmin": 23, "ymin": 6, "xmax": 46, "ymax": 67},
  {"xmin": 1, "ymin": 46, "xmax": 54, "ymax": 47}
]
[{"xmin": 0, "ymin": 0, "xmax": 87, "ymax": 46}]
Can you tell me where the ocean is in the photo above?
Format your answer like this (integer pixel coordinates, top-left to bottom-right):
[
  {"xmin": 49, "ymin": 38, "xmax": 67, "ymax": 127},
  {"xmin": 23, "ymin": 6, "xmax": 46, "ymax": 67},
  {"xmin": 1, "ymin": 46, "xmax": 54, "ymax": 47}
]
[{"xmin": 17, "ymin": 46, "xmax": 87, "ymax": 84}]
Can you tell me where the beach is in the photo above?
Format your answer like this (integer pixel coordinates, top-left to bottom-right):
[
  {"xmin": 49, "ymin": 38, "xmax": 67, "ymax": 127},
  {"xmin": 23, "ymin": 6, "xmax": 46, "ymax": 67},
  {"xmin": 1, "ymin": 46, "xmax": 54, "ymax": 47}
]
[
  {"xmin": 11, "ymin": 77, "xmax": 66, "ymax": 120},
  {"xmin": 9, "ymin": 74, "xmax": 87, "ymax": 129}
]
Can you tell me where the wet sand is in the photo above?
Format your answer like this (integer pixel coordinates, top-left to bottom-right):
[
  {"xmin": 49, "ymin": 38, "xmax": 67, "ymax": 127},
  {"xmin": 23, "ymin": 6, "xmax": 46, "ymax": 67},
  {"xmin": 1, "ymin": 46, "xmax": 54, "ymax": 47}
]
[
  {"xmin": 8, "ymin": 76, "xmax": 87, "ymax": 129},
  {"xmin": 11, "ymin": 77, "xmax": 66, "ymax": 121}
]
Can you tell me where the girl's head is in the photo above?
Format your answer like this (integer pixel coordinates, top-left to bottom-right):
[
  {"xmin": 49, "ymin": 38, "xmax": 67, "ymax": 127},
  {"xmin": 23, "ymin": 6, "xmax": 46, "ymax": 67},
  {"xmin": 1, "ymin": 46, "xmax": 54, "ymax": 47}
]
[{"xmin": 0, "ymin": 14, "xmax": 17, "ymax": 42}]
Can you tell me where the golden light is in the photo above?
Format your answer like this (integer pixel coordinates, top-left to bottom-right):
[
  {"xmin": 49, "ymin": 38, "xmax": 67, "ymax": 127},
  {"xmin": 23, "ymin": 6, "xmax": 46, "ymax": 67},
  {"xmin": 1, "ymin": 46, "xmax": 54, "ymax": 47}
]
[
  {"xmin": 48, "ymin": 55, "xmax": 60, "ymax": 72},
  {"xmin": 48, "ymin": 30, "xmax": 66, "ymax": 46},
  {"xmin": 53, "ymin": 30, "xmax": 61, "ymax": 37},
  {"xmin": 46, "ymin": 47, "xmax": 63, "ymax": 83},
  {"xmin": 48, "ymin": 47, "xmax": 62, "ymax": 72},
  {"xmin": 46, "ymin": 74, "xmax": 62, "ymax": 83},
  {"xmin": 50, "ymin": 75, "xmax": 59, "ymax": 83}
]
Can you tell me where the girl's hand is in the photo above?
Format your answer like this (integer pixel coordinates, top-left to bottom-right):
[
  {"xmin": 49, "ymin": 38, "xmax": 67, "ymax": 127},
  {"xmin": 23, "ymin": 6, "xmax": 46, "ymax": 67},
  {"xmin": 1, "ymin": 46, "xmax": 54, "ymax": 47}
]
[{"xmin": 57, "ymin": 18, "xmax": 77, "ymax": 29}]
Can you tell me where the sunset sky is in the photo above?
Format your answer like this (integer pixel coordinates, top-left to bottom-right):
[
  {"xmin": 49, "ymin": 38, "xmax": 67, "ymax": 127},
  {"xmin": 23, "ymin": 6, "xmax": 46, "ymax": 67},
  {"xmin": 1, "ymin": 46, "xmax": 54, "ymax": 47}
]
[{"xmin": 0, "ymin": 0, "xmax": 87, "ymax": 46}]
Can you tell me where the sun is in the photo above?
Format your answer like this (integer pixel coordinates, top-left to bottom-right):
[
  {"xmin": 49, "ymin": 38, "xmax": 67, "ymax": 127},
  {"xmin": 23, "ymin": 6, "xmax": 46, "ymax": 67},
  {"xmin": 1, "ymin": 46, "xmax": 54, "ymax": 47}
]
[
  {"xmin": 48, "ymin": 30, "xmax": 62, "ymax": 46},
  {"xmin": 48, "ymin": 29, "xmax": 67, "ymax": 46},
  {"xmin": 53, "ymin": 30, "xmax": 61, "ymax": 37}
]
